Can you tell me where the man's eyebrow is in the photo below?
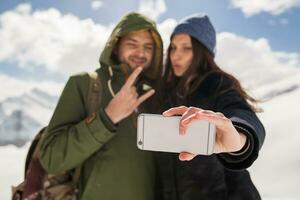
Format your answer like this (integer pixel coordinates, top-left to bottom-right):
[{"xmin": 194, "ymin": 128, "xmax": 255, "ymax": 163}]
[
  {"xmin": 123, "ymin": 38, "xmax": 154, "ymax": 46},
  {"xmin": 123, "ymin": 38, "xmax": 138, "ymax": 43},
  {"xmin": 145, "ymin": 43, "xmax": 154, "ymax": 46}
]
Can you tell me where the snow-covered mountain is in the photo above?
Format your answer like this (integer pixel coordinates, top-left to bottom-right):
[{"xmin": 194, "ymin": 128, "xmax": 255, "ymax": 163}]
[
  {"xmin": 0, "ymin": 88, "xmax": 58, "ymax": 147},
  {"xmin": 0, "ymin": 104, "xmax": 5, "ymax": 121},
  {"xmin": 218, "ymin": 53, "xmax": 300, "ymax": 106}
]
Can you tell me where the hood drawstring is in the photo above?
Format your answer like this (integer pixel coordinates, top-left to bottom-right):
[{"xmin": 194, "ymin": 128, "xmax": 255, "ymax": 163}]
[
  {"xmin": 107, "ymin": 66, "xmax": 116, "ymax": 97},
  {"xmin": 107, "ymin": 65, "xmax": 138, "ymax": 128}
]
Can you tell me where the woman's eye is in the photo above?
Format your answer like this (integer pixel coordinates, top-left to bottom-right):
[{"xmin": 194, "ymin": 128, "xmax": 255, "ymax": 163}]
[{"xmin": 184, "ymin": 47, "xmax": 192, "ymax": 51}]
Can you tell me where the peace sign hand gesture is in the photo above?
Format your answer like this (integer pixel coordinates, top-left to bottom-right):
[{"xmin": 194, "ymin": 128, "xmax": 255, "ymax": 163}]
[{"xmin": 105, "ymin": 67, "xmax": 155, "ymax": 124}]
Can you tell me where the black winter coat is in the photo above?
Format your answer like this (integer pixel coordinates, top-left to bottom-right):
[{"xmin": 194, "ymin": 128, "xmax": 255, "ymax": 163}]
[{"xmin": 156, "ymin": 74, "xmax": 265, "ymax": 200}]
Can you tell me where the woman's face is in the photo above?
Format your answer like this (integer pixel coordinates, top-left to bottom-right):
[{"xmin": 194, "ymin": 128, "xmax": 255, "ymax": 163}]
[{"xmin": 170, "ymin": 33, "xmax": 194, "ymax": 77}]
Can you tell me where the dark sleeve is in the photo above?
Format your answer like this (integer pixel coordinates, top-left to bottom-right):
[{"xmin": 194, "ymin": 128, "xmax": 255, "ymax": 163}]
[{"xmin": 214, "ymin": 89, "xmax": 265, "ymax": 170}]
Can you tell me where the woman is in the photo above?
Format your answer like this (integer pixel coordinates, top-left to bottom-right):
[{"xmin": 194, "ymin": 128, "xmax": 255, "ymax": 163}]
[{"xmin": 156, "ymin": 13, "xmax": 265, "ymax": 200}]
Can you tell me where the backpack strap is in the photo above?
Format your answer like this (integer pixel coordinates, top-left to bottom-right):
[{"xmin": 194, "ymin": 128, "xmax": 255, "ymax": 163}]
[
  {"xmin": 86, "ymin": 71, "xmax": 101, "ymax": 116},
  {"xmin": 73, "ymin": 71, "xmax": 102, "ymax": 186}
]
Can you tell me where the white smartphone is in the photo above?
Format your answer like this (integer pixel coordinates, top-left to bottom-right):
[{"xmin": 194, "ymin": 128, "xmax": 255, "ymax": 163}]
[{"xmin": 137, "ymin": 113, "xmax": 216, "ymax": 155}]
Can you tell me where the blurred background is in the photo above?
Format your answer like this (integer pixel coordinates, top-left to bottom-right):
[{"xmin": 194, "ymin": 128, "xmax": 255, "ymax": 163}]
[{"xmin": 1, "ymin": 0, "xmax": 300, "ymax": 199}]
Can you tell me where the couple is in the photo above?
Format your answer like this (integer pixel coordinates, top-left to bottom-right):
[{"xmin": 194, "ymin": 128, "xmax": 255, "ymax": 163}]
[{"xmin": 39, "ymin": 12, "xmax": 265, "ymax": 200}]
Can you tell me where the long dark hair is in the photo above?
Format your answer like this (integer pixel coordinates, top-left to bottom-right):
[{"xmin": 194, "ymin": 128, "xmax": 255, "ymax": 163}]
[{"xmin": 158, "ymin": 36, "xmax": 260, "ymax": 112}]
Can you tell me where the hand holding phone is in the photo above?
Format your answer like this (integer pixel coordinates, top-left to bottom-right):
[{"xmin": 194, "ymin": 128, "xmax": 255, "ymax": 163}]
[
  {"xmin": 137, "ymin": 113, "xmax": 216, "ymax": 155},
  {"xmin": 162, "ymin": 106, "xmax": 248, "ymax": 161}
]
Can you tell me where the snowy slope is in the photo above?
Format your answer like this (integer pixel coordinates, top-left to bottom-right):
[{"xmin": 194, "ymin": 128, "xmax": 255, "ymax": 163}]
[
  {"xmin": 250, "ymin": 88, "xmax": 300, "ymax": 199},
  {"xmin": 0, "ymin": 144, "xmax": 28, "ymax": 200}
]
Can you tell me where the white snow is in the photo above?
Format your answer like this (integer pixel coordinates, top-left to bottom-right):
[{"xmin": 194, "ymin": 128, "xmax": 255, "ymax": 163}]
[
  {"xmin": 249, "ymin": 88, "xmax": 300, "ymax": 199},
  {"xmin": 0, "ymin": 143, "xmax": 29, "ymax": 200}
]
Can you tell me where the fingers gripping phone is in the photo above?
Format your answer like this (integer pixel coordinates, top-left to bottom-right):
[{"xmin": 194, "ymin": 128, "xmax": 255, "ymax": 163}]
[{"xmin": 137, "ymin": 113, "xmax": 216, "ymax": 155}]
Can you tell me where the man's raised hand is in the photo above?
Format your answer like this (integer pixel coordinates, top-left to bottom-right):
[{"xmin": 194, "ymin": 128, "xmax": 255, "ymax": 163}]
[{"xmin": 105, "ymin": 67, "xmax": 155, "ymax": 124}]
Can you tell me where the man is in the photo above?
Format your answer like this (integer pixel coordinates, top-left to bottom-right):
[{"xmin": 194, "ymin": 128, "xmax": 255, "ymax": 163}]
[{"xmin": 39, "ymin": 12, "xmax": 163, "ymax": 200}]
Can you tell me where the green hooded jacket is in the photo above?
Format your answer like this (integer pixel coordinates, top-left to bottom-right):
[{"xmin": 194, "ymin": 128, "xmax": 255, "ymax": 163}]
[{"xmin": 39, "ymin": 12, "xmax": 163, "ymax": 200}]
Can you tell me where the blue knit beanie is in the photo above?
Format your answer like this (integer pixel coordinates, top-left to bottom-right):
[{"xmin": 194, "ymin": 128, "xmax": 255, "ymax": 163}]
[{"xmin": 172, "ymin": 13, "xmax": 216, "ymax": 56}]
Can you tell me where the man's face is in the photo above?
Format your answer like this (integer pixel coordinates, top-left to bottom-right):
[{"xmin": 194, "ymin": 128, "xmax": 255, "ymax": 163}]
[{"xmin": 117, "ymin": 30, "xmax": 154, "ymax": 70}]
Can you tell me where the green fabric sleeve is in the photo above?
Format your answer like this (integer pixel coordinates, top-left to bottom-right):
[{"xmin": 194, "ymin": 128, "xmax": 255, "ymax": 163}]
[
  {"xmin": 99, "ymin": 108, "xmax": 118, "ymax": 132},
  {"xmin": 39, "ymin": 74, "xmax": 116, "ymax": 174}
]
